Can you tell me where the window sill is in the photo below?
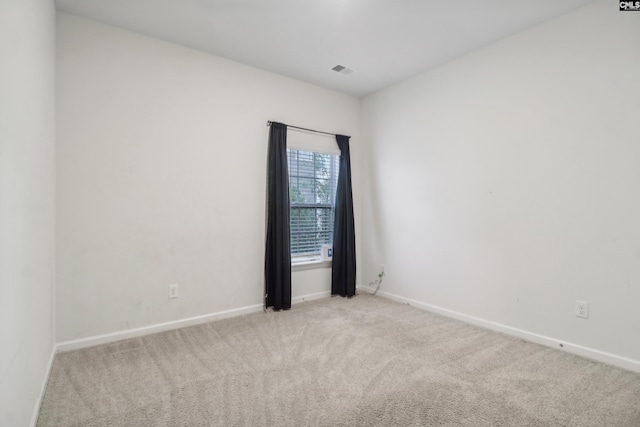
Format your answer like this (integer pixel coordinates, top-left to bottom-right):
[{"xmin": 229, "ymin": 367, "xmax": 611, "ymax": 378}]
[{"xmin": 292, "ymin": 257, "xmax": 332, "ymax": 271}]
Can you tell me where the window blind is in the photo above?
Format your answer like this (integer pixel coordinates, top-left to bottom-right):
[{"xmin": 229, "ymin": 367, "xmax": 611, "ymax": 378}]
[{"xmin": 287, "ymin": 148, "xmax": 339, "ymax": 256}]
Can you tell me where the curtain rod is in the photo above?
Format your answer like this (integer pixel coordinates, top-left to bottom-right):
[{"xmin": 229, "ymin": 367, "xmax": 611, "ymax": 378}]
[{"xmin": 266, "ymin": 121, "xmax": 350, "ymax": 138}]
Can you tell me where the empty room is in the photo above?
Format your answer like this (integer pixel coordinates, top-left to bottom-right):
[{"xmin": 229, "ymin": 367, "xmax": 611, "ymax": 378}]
[{"xmin": 2, "ymin": 0, "xmax": 639, "ymax": 425}]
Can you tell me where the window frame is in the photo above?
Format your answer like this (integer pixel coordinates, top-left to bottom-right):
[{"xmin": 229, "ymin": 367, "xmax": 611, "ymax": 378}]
[{"xmin": 287, "ymin": 147, "xmax": 339, "ymax": 267}]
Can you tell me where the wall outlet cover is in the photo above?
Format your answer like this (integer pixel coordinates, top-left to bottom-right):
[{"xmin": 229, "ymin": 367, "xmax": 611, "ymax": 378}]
[
  {"xmin": 169, "ymin": 284, "xmax": 179, "ymax": 299},
  {"xmin": 575, "ymin": 300, "xmax": 588, "ymax": 319}
]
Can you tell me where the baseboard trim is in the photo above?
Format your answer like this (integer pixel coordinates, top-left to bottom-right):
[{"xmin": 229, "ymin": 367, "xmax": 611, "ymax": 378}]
[
  {"xmin": 292, "ymin": 290, "xmax": 331, "ymax": 304},
  {"xmin": 358, "ymin": 283, "xmax": 378, "ymax": 294},
  {"xmin": 373, "ymin": 289, "xmax": 640, "ymax": 374},
  {"xmin": 30, "ymin": 343, "xmax": 57, "ymax": 427},
  {"xmin": 56, "ymin": 291, "xmax": 332, "ymax": 353},
  {"xmin": 56, "ymin": 304, "xmax": 264, "ymax": 352}
]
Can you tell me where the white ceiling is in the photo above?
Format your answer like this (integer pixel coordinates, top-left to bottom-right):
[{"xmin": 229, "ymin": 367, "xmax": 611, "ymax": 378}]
[{"xmin": 55, "ymin": 0, "xmax": 597, "ymax": 98}]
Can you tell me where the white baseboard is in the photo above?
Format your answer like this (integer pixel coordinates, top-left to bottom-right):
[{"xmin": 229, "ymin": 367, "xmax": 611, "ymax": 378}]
[
  {"xmin": 292, "ymin": 290, "xmax": 331, "ymax": 304},
  {"xmin": 358, "ymin": 283, "xmax": 378, "ymax": 294},
  {"xmin": 372, "ymin": 289, "xmax": 640, "ymax": 374},
  {"xmin": 57, "ymin": 304, "xmax": 265, "ymax": 352},
  {"xmin": 57, "ymin": 291, "xmax": 332, "ymax": 353},
  {"xmin": 31, "ymin": 343, "xmax": 57, "ymax": 427}
]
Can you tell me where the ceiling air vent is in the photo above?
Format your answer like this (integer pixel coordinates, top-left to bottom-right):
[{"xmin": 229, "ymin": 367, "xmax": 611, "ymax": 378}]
[{"xmin": 331, "ymin": 65, "xmax": 354, "ymax": 75}]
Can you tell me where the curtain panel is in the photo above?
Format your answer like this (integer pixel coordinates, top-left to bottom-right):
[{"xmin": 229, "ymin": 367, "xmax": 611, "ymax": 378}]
[
  {"xmin": 264, "ymin": 122, "xmax": 292, "ymax": 310},
  {"xmin": 331, "ymin": 135, "xmax": 356, "ymax": 297}
]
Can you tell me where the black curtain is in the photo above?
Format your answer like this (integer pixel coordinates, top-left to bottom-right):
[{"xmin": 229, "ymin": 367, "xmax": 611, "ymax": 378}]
[
  {"xmin": 265, "ymin": 122, "xmax": 291, "ymax": 310},
  {"xmin": 332, "ymin": 135, "xmax": 356, "ymax": 297}
]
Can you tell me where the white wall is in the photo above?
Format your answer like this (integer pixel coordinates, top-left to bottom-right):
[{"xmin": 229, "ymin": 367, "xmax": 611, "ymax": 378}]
[
  {"xmin": 362, "ymin": 0, "xmax": 640, "ymax": 364},
  {"xmin": 56, "ymin": 13, "xmax": 361, "ymax": 342},
  {"xmin": 0, "ymin": 0, "xmax": 56, "ymax": 425}
]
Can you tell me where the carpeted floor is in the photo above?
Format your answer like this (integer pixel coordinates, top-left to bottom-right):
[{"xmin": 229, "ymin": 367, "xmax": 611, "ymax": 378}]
[{"xmin": 38, "ymin": 294, "xmax": 640, "ymax": 426}]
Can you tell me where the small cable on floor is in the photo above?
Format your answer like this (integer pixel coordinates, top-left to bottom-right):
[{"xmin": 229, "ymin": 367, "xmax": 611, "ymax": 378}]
[{"xmin": 369, "ymin": 270, "xmax": 385, "ymax": 295}]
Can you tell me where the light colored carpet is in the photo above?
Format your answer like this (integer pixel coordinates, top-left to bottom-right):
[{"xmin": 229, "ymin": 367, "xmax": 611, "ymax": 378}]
[{"xmin": 38, "ymin": 294, "xmax": 640, "ymax": 426}]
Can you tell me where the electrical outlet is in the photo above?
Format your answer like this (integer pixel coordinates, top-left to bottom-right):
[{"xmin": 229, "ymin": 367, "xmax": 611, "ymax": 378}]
[
  {"xmin": 575, "ymin": 300, "xmax": 588, "ymax": 318},
  {"xmin": 168, "ymin": 284, "xmax": 179, "ymax": 299}
]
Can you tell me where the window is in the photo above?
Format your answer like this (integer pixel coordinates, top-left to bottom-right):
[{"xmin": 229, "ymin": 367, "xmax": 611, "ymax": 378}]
[{"xmin": 287, "ymin": 148, "xmax": 339, "ymax": 261}]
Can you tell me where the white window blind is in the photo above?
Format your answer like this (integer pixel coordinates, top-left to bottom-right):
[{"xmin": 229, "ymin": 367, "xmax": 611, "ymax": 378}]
[
  {"xmin": 287, "ymin": 148, "xmax": 339, "ymax": 257},
  {"xmin": 287, "ymin": 131, "xmax": 341, "ymax": 155}
]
